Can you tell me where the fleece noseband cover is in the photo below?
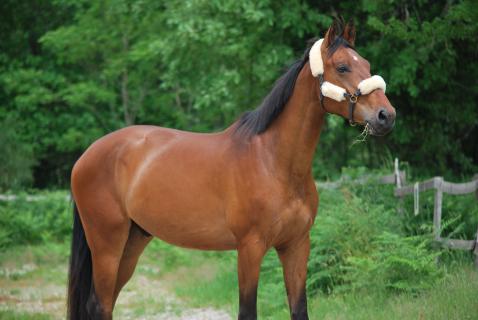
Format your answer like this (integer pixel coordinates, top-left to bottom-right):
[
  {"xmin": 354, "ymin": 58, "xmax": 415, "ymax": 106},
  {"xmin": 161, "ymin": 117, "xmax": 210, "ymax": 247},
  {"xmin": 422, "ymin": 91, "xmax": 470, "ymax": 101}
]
[{"xmin": 309, "ymin": 39, "xmax": 386, "ymax": 102}]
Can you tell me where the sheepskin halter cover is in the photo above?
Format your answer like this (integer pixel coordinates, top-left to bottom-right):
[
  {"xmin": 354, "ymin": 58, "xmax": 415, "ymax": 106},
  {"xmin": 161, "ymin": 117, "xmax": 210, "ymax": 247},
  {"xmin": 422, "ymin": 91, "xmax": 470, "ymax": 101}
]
[{"xmin": 309, "ymin": 38, "xmax": 386, "ymax": 123}]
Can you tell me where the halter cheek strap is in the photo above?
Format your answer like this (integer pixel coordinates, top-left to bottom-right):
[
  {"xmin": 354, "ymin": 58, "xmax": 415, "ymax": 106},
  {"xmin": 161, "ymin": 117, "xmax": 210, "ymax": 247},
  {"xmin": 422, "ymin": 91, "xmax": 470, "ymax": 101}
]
[
  {"xmin": 310, "ymin": 39, "xmax": 387, "ymax": 125},
  {"xmin": 317, "ymin": 75, "xmax": 362, "ymax": 126}
]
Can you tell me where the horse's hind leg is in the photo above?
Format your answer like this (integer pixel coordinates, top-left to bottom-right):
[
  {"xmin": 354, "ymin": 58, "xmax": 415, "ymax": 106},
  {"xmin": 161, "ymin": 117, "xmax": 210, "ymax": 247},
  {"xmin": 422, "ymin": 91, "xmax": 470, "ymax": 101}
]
[
  {"xmin": 79, "ymin": 197, "xmax": 131, "ymax": 319},
  {"xmin": 112, "ymin": 221, "xmax": 152, "ymax": 306}
]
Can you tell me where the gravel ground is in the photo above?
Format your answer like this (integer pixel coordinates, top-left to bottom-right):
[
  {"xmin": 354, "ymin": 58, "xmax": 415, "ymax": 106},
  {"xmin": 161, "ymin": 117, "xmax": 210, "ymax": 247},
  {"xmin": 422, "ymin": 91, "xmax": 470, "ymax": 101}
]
[{"xmin": 0, "ymin": 261, "xmax": 232, "ymax": 320}]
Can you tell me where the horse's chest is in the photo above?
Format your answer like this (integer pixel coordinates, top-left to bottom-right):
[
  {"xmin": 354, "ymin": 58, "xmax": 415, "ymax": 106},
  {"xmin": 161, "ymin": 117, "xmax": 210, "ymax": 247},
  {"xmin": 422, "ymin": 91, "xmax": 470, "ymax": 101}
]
[{"xmin": 268, "ymin": 199, "xmax": 314, "ymax": 245}]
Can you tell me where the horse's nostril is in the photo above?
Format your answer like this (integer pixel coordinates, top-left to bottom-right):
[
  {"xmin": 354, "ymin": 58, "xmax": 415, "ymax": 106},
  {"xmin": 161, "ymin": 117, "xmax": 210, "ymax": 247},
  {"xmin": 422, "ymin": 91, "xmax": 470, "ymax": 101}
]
[
  {"xmin": 378, "ymin": 108, "xmax": 388, "ymax": 123},
  {"xmin": 372, "ymin": 107, "xmax": 395, "ymax": 135}
]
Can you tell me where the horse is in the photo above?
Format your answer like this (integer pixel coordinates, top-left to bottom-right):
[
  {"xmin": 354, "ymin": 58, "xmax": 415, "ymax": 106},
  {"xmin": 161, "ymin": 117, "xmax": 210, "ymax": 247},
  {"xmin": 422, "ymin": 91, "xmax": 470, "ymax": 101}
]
[{"xmin": 68, "ymin": 19, "xmax": 395, "ymax": 320}]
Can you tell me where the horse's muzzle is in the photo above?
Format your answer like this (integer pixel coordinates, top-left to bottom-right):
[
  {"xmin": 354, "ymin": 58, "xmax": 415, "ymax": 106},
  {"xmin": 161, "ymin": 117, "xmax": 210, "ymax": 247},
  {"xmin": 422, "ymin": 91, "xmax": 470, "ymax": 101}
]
[{"xmin": 368, "ymin": 107, "xmax": 395, "ymax": 136}]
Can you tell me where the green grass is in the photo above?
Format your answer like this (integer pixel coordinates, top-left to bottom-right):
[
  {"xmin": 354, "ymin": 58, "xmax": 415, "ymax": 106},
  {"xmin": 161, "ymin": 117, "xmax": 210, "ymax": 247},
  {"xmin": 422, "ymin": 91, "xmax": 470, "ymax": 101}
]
[
  {"xmin": 171, "ymin": 254, "xmax": 478, "ymax": 320},
  {"xmin": 0, "ymin": 243, "xmax": 68, "ymax": 320},
  {"xmin": 309, "ymin": 264, "xmax": 478, "ymax": 320},
  {"xmin": 0, "ymin": 242, "xmax": 68, "ymax": 282},
  {"xmin": 0, "ymin": 241, "xmax": 477, "ymax": 319},
  {"xmin": 0, "ymin": 310, "xmax": 50, "ymax": 320}
]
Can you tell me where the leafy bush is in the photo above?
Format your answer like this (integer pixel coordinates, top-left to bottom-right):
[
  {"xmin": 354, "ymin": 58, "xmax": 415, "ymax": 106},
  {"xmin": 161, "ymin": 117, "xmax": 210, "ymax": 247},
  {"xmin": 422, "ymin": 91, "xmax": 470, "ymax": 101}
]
[
  {"xmin": 0, "ymin": 191, "xmax": 71, "ymax": 248},
  {"xmin": 306, "ymin": 184, "xmax": 444, "ymax": 295},
  {"xmin": 344, "ymin": 232, "xmax": 442, "ymax": 293}
]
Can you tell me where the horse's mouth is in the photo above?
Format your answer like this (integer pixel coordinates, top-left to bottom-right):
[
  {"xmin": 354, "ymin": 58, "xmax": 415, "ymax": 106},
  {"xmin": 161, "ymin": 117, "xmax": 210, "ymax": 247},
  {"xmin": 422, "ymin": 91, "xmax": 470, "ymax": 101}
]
[{"xmin": 366, "ymin": 120, "xmax": 395, "ymax": 136}]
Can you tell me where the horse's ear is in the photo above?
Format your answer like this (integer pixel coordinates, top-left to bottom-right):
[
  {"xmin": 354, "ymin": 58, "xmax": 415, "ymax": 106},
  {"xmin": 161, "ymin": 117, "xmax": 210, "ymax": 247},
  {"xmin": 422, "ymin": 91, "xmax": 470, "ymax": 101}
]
[
  {"xmin": 344, "ymin": 20, "xmax": 356, "ymax": 46},
  {"xmin": 323, "ymin": 20, "xmax": 338, "ymax": 48}
]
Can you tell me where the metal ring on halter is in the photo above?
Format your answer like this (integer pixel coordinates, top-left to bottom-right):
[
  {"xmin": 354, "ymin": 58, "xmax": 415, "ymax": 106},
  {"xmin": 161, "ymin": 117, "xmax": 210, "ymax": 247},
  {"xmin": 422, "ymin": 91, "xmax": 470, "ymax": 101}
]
[
  {"xmin": 318, "ymin": 76, "xmax": 361, "ymax": 126},
  {"xmin": 345, "ymin": 90, "xmax": 361, "ymax": 126}
]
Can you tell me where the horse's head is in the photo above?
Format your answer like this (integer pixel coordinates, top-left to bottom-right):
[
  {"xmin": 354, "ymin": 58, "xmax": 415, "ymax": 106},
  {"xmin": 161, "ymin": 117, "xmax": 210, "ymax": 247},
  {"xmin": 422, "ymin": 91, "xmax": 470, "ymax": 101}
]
[{"xmin": 309, "ymin": 19, "xmax": 395, "ymax": 136}]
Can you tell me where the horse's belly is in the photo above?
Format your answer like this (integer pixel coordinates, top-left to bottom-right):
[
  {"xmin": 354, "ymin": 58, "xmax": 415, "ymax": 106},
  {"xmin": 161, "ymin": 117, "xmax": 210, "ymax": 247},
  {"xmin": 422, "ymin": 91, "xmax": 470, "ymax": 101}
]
[
  {"xmin": 126, "ymin": 183, "xmax": 238, "ymax": 250},
  {"xmin": 126, "ymin": 181, "xmax": 237, "ymax": 250},
  {"xmin": 132, "ymin": 209, "xmax": 237, "ymax": 250}
]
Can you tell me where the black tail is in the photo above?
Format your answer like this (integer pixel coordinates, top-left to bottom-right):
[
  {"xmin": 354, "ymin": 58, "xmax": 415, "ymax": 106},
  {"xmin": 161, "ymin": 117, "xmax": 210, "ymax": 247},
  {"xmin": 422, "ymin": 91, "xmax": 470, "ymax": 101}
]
[{"xmin": 67, "ymin": 202, "xmax": 102, "ymax": 319}]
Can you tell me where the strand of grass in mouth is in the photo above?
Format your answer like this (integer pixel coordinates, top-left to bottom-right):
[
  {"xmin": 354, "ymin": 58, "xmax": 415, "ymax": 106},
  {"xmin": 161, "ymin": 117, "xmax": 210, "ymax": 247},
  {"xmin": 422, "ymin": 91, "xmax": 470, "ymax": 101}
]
[{"xmin": 351, "ymin": 123, "xmax": 370, "ymax": 146}]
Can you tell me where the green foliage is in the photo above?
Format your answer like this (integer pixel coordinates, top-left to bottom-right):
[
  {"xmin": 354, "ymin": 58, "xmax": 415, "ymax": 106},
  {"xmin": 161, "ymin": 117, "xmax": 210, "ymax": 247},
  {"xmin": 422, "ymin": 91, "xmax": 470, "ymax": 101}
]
[
  {"xmin": 344, "ymin": 232, "xmax": 442, "ymax": 293},
  {"xmin": 1, "ymin": 0, "xmax": 476, "ymax": 187},
  {"xmin": 306, "ymin": 184, "xmax": 445, "ymax": 295},
  {"xmin": 308, "ymin": 266, "xmax": 478, "ymax": 320},
  {"xmin": 308, "ymin": 188, "xmax": 391, "ymax": 294},
  {"xmin": 0, "ymin": 310, "xmax": 51, "ymax": 320},
  {"xmin": 441, "ymin": 193, "xmax": 478, "ymax": 240},
  {"xmin": 0, "ymin": 191, "xmax": 71, "ymax": 248},
  {"xmin": 0, "ymin": 119, "xmax": 35, "ymax": 191},
  {"xmin": 399, "ymin": 187, "xmax": 478, "ymax": 241},
  {"xmin": 360, "ymin": 0, "xmax": 478, "ymax": 178}
]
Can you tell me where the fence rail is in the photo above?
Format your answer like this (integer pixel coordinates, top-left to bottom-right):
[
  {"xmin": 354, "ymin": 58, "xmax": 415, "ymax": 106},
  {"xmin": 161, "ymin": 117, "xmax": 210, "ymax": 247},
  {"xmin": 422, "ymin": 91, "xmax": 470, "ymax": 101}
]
[
  {"xmin": 395, "ymin": 177, "xmax": 478, "ymax": 197},
  {"xmin": 316, "ymin": 159, "xmax": 478, "ymax": 268},
  {"xmin": 438, "ymin": 238, "xmax": 476, "ymax": 251},
  {"xmin": 0, "ymin": 194, "xmax": 70, "ymax": 202},
  {"xmin": 316, "ymin": 170, "xmax": 406, "ymax": 190},
  {"xmin": 392, "ymin": 162, "xmax": 478, "ymax": 267}
]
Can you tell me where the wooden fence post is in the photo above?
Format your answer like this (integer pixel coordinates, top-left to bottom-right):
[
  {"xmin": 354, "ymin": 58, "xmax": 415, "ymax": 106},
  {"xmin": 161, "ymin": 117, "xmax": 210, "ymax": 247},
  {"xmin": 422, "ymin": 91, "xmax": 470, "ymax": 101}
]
[
  {"xmin": 474, "ymin": 174, "xmax": 478, "ymax": 200},
  {"xmin": 395, "ymin": 158, "xmax": 405, "ymax": 216},
  {"xmin": 433, "ymin": 177, "xmax": 443, "ymax": 240},
  {"xmin": 474, "ymin": 227, "xmax": 478, "ymax": 269},
  {"xmin": 473, "ymin": 175, "xmax": 478, "ymax": 268},
  {"xmin": 387, "ymin": 172, "xmax": 478, "ymax": 265}
]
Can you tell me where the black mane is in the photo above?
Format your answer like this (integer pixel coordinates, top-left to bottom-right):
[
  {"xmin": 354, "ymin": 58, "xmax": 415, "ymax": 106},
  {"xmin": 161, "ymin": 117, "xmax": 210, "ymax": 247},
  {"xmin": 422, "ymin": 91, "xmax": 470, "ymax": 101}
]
[
  {"xmin": 234, "ymin": 49, "xmax": 310, "ymax": 138},
  {"xmin": 234, "ymin": 36, "xmax": 352, "ymax": 138}
]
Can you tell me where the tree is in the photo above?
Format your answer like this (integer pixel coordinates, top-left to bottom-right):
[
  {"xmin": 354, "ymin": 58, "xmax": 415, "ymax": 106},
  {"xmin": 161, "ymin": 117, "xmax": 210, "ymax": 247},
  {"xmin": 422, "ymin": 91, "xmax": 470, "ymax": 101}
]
[
  {"xmin": 0, "ymin": 118, "xmax": 35, "ymax": 191},
  {"xmin": 0, "ymin": 0, "xmax": 476, "ymax": 188}
]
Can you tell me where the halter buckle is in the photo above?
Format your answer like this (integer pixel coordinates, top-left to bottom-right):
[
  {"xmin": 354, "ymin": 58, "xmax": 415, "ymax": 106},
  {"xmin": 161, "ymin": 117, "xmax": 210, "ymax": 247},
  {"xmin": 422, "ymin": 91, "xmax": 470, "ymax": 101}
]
[{"xmin": 348, "ymin": 91, "xmax": 360, "ymax": 126}]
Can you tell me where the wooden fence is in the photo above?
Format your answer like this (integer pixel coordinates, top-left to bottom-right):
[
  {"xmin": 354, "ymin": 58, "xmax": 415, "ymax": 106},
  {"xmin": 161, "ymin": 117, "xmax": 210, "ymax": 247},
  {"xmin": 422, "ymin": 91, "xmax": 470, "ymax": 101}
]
[
  {"xmin": 392, "ymin": 161, "xmax": 478, "ymax": 267},
  {"xmin": 316, "ymin": 159, "xmax": 478, "ymax": 267}
]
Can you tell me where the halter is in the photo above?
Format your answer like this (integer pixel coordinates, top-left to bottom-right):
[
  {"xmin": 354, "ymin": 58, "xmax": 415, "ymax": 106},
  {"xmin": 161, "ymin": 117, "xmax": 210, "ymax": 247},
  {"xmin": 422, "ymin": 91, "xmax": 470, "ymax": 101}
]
[{"xmin": 309, "ymin": 38, "xmax": 386, "ymax": 125}]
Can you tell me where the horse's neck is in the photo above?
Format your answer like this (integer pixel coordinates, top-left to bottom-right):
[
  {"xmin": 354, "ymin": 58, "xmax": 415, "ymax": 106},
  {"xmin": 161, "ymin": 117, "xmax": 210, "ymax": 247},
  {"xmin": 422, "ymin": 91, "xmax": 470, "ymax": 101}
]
[{"xmin": 265, "ymin": 63, "xmax": 326, "ymax": 179}]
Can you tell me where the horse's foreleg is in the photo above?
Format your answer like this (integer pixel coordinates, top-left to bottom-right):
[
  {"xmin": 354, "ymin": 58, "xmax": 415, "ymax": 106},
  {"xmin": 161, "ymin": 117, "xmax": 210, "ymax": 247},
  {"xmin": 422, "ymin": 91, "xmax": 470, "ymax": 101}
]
[
  {"xmin": 237, "ymin": 236, "xmax": 267, "ymax": 320},
  {"xmin": 277, "ymin": 235, "xmax": 310, "ymax": 320}
]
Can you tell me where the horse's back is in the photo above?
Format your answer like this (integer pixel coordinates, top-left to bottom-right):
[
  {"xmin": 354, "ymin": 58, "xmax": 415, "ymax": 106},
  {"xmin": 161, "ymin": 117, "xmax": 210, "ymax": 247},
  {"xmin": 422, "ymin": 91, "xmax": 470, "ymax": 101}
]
[{"xmin": 72, "ymin": 124, "xmax": 225, "ymax": 193}]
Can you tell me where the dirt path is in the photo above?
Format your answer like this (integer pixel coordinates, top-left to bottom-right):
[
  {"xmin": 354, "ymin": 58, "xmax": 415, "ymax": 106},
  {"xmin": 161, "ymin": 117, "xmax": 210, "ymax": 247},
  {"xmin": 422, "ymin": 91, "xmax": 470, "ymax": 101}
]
[
  {"xmin": 114, "ymin": 273, "xmax": 231, "ymax": 320},
  {"xmin": 0, "ymin": 257, "xmax": 232, "ymax": 319}
]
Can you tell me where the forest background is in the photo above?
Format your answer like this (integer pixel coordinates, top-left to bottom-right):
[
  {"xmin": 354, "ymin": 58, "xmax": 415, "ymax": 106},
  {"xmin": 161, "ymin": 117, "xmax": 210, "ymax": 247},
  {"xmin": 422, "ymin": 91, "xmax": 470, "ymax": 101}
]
[{"xmin": 1, "ymin": 0, "xmax": 477, "ymax": 190}]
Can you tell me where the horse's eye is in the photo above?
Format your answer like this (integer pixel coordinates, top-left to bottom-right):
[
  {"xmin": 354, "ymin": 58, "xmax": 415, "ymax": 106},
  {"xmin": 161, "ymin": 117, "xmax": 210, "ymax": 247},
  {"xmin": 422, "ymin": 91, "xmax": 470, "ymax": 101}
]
[{"xmin": 336, "ymin": 65, "xmax": 349, "ymax": 74}]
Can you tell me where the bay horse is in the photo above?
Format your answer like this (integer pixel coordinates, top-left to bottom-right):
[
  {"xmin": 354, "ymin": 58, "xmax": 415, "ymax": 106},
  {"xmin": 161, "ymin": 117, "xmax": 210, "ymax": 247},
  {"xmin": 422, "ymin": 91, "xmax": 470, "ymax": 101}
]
[{"xmin": 68, "ymin": 19, "xmax": 395, "ymax": 320}]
